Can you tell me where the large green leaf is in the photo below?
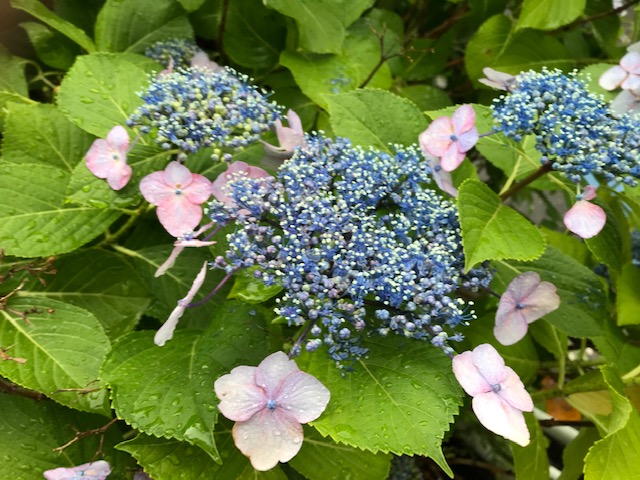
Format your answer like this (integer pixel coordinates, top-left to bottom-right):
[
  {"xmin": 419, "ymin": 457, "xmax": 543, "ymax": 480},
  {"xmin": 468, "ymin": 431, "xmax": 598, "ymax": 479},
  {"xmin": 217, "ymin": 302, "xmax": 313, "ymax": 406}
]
[
  {"xmin": 457, "ymin": 180, "xmax": 546, "ymax": 271},
  {"xmin": 0, "ymin": 297, "xmax": 110, "ymax": 414},
  {"xmin": 584, "ymin": 200, "xmax": 623, "ymax": 275},
  {"xmin": 10, "ymin": 0, "xmax": 96, "ymax": 53},
  {"xmin": 0, "ymin": 163, "xmax": 120, "ymax": 257},
  {"xmin": 264, "ymin": 0, "xmax": 374, "ymax": 54},
  {"xmin": 558, "ymin": 428, "xmax": 600, "ymax": 480},
  {"xmin": 0, "ymin": 49, "xmax": 33, "ymax": 130},
  {"xmin": 94, "ymin": 0, "xmax": 193, "ymax": 53},
  {"xmin": 302, "ymin": 336, "xmax": 462, "ymax": 477},
  {"xmin": 290, "ymin": 427, "xmax": 391, "ymax": 480},
  {"xmin": 23, "ymin": 249, "xmax": 151, "ymax": 339},
  {"xmin": 101, "ymin": 301, "xmax": 269, "ymax": 460},
  {"xmin": 517, "ymin": 0, "xmax": 586, "ymax": 31},
  {"xmin": 117, "ymin": 434, "xmax": 288, "ymax": 480},
  {"xmin": 57, "ymin": 53, "xmax": 149, "ymax": 137},
  {"xmin": 223, "ymin": 0, "xmax": 286, "ymax": 70},
  {"xmin": 228, "ymin": 268, "xmax": 283, "ymax": 304},
  {"xmin": 616, "ymin": 263, "xmax": 640, "ymax": 326},
  {"xmin": 511, "ymin": 413, "xmax": 549, "ymax": 480},
  {"xmin": 2, "ymin": 102, "xmax": 94, "ymax": 172},
  {"xmin": 0, "ymin": 395, "xmax": 127, "ymax": 479},
  {"xmin": 326, "ymin": 89, "xmax": 427, "ymax": 151},
  {"xmin": 20, "ymin": 22, "xmax": 80, "ymax": 70},
  {"xmin": 493, "ymin": 247, "xmax": 607, "ymax": 338},
  {"xmin": 465, "ymin": 15, "xmax": 573, "ymax": 84}
]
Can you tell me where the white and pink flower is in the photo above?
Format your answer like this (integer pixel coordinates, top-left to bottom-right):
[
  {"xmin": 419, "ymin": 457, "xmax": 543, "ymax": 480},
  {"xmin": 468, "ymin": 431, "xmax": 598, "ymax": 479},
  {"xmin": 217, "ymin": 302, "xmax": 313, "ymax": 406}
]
[
  {"xmin": 563, "ymin": 186, "xmax": 606, "ymax": 239},
  {"xmin": 85, "ymin": 126, "xmax": 132, "ymax": 191}
]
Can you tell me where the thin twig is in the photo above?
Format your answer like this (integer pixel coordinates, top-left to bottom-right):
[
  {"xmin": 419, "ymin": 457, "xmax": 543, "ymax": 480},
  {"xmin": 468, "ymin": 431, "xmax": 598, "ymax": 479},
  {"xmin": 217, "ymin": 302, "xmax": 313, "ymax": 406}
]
[
  {"xmin": 554, "ymin": 0, "xmax": 640, "ymax": 32},
  {"xmin": 499, "ymin": 163, "xmax": 554, "ymax": 200},
  {"xmin": 53, "ymin": 418, "xmax": 118, "ymax": 453}
]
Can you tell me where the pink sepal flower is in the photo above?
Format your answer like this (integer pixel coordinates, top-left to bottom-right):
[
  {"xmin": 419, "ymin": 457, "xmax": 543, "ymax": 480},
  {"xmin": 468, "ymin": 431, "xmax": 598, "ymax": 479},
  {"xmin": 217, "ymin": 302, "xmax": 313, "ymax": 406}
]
[
  {"xmin": 190, "ymin": 50, "xmax": 223, "ymax": 73},
  {"xmin": 419, "ymin": 104, "xmax": 479, "ymax": 172},
  {"xmin": 44, "ymin": 460, "xmax": 111, "ymax": 480},
  {"xmin": 452, "ymin": 344, "xmax": 534, "ymax": 447},
  {"xmin": 155, "ymin": 261, "xmax": 208, "ymax": 346},
  {"xmin": 424, "ymin": 153, "xmax": 457, "ymax": 197},
  {"xmin": 478, "ymin": 68, "xmax": 517, "ymax": 91},
  {"xmin": 599, "ymin": 52, "xmax": 640, "ymax": 90},
  {"xmin": 214, "ymin": 351, "xmax": 330, "ymax": 471},
  {"xmin": 262, "ymin": 109, "xmax": 306, "ymax": 158},
  {"xmin": 140, "ymin": 161, "xmax": 212, "ymax": 238},
  {"xmin": 494, "ymin": 272, "xmax": 560, "ymax": 345},
  {"xmin": 159, "ymin": 57, "xmax": 174, "ymax": 77},
  {"xmin": 85, "ymin": 126, "xmax": 132, "ymax": 191},
  {"xmin": 563, "ymin": 186, "xmax": 606, "ymax": 239},
  {"xmin": 211, "ymin": 161, "xmax": 271, "ymax": 208},
  {"xmin": 610, "ymin": 89, "xmax": 640, "ymax": 116}
]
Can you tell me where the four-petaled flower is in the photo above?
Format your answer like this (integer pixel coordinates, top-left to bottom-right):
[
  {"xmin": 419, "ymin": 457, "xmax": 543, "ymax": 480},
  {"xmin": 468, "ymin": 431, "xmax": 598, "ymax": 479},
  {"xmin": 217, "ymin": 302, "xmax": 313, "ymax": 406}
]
[
  {"xmin": 419, "ymin": 104, "xmax": 479, "ymax": 172},
  {"xmin": 262, "ymin": 109, "xmax": 306, "ymax": 158},
  {"xmin": 214, "ymin": 351, "xmax": 331, "ymax": 471},
  {"xmin": 211, "ymin": 161, "xmax": 271, "ymax": 209},
  {"xmin": 495, "ymin": 272, "xmax": 560, "ymax": 345},
  {"xmin": 140, "ymin": 161, "xmax": 212, "ymax": 237},
  {"xmin": 44, "ymin": 460, "xmax": 111, "ymax": 480},
  {"xmin": 452, "ymin": 344, "xmax": 534, "ymax": 446},
  {"xmin": 85, "ymin": 126, "xmax": 132, "ymax": 191},
  {"xmin": 563, "ymin": 186, "xmax": 607, "ymax": 239},
  {"xmin": 599, "ymin": 51, "xmax": 640, "ymax": 91}
]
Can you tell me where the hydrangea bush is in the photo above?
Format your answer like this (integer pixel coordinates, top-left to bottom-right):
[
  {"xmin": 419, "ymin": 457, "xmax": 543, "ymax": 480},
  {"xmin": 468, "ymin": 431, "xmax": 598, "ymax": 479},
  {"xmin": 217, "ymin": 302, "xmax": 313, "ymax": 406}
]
[{"xmin": 1, "ymin": 0, "xmax": 640, "ymax": 479}]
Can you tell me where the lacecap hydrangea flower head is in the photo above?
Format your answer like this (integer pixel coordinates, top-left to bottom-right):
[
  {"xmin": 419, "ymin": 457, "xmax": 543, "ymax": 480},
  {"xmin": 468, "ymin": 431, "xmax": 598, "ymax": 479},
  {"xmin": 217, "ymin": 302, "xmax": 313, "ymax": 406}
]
[{"xmin": 208, "ymin": 132, "xmax": 493, "ymax": 367}]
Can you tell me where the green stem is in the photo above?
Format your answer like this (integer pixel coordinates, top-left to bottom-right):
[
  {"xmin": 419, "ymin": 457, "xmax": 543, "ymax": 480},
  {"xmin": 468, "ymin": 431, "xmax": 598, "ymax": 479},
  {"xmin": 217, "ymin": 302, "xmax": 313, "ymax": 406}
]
[
  {"xmin": 531, "ymin": 375, "xmax": 640, "ymax": 403},
  {"xmin": 499, "ymin": 163, "xmax": 553, "ymax": 200}
]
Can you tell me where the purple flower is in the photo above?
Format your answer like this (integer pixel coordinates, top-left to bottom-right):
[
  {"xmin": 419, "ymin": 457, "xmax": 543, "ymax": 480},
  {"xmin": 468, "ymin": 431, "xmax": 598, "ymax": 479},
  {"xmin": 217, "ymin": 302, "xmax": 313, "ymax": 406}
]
[
  {"xmin": 43, "ymin": 461, "xmax": 111, "ymax": 480},
  {"xmin": 85, "ymin": 126, "xmax": 132, "ymax": 190},
  {"xmin": 419, "ymin": 104, "xmax": 479, "ymax": 172},
  {"xmin": 214, "ymin": 351, "xmax": 330, "ymax": 471},
  {"xmin": 452, "ymin": 344, "xmax": 534, "ymax": 446},
  {"xmin": 495, "ymin": 272, "xmax": 560, "ymax": 345},
  {"xmin": 563, "ymin": 186, "xmax": 606, "ymax": 239},
  {"xmin": 140, "ymin": 161, "xmax": 212, "ymax": 237}
]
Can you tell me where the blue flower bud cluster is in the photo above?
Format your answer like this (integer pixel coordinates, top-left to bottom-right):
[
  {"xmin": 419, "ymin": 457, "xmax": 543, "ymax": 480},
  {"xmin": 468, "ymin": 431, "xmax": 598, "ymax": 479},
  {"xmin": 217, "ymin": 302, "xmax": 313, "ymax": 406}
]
[
  {"xmin": 492, "ymin": 68, "xmax": 640, "ymax": 185},
  {"xmin": 210, "ymin": 134, "xmax": 493, "ymax": 367},
  {"xmin": 127, "ymin": 66, "xmax": 280, "ymax": 155},
  {"xmin": 144, "ymin": 38, "xmax": 199, "ymax": 69}
]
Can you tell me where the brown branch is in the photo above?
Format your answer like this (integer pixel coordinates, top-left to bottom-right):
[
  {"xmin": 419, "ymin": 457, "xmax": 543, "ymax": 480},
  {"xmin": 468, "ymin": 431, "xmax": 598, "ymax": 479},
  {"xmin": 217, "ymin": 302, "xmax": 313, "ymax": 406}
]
[
  {"xmin": 499, "ymin": 163, "xmax": 554, "ymax": 200},
  {"xmin": 53, "ymin": 418, "xmax": 118, "ymax": 453},
  {"xmin": 554, "ymin": 0, "xmax": 640, "ymax": 33},
  {"xmin": 0, "ymin": 378, "xmax": 43, "ymax": 400},
  {"xmin": 539, "ymin": 419, "xmax": 594, "ymax": 428}
]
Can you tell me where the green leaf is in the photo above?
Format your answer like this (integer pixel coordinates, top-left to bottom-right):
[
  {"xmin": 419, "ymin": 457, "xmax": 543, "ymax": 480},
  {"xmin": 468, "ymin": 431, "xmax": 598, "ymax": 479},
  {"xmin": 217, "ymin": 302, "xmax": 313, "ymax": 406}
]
[
  {"xmin": 10, "ymin": 0, "xmax": 96, "ymax": 53},
  {"xmin": 558, "ymin": 428, "xmax": 600, "ymax": 480},
  {"xmin": 511, "ymin": 413, "xmax": 549, "ymax": 480},
  {"xmin": 616, "ymin": 263, "xmax": 640, "ymax": 326},
  {"xmin": 57, "ymin": 53, "xmax": 149, "ymax": 137},
  {"xmin": 457, "ymin": 180, "xmax": 546, "ymax": 271},
  {"xmin": 325, "ymin": 89, "xmax": 427, "ymax": 152},
  {"xmin": 223, "ymin": 0, "xmax": 286, "ymax": 70},
  {"xmin": 493, "ymin": 247, "xmax": 606, "ymax": 338},
  {"xmin": 280, "ymin": 24, "xmax": 391, "ymax": 110},
  {"xmin": 579, "ymin": 63, "xmax": 617, "ymax": 102},
  {"xmin": 20, "ymin": 22, "xmax": 80, "ymax": 70},
  {"xmin": 2, "ymin": 102, "xmax": 94, "ymax": 172},
  {"xmin": 392, "ymin": 85, "xmax": 451, "ymax": 112},
  {"xmin": 95, "ymin": 0, "xmax": 193, "ymax": 53},
  {"xmin": 585, "ymin": 200, "xmax": 623, "ymax": 274},
  {"xmin": 303, "ymin": 335, "xmax": 462, "ymax": 477},
  {"xmin": 517, "ymin": 0, "xmax": 586, "ymax": 31},
  {"xmin": 0, "ymin": 297, "xmax": 110, "ymax": 414},
  {"xmin": 465, "ymin": 15, "xmax": 573, "ymax": 84},
  {"xmin": 0, "ymin": 395, "xmax": 127, "ymax": 479},
  {"xmin": 228, "ymin": 268, "xmax": 283, "ymax": 304},
  {"xmin": 0, "ymin": 163, "xmax": 120, "ymax": 257},
  {"xmin": 289, "ymin": 426, "xmax": 391, "ymax": 480},
  {"xmin": 117, "ymin": 433, "xmax": 288, "ymax": 480},
  {"xmin": 0, "ymin": 49, "xmax": 32, "ymax": 130},
  {"xmin": 66, "ymin": 144, "xmax": 171, "ymax": 209},
  {"xmin": 529, "ymin": 320, "xmax": 567, "ymax": 361},
  {"xmin": 390, "ymin": 34, "xmax": 454, "ymax": 81},
  {"xmin": 264, "ymin": 0, "xmax": 374, "ymax": 54},
  {"xmin": 177, "ymin": 0, "xmax": 207, "ymax": 11},
  {"xmin": 23, "ymin": 249, "xmax": 151, "ymax": 339}
]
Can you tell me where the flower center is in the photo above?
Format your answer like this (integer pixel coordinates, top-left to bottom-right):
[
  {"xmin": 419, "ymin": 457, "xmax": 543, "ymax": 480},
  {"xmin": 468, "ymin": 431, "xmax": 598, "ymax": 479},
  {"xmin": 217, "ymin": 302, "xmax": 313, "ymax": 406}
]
[
  {"xmin": 516, "ymin": 303, "xmax": 526, "ymax": 310},
  {"xmin": 450, "ymin": 134, "xmax": 458, "ymax": 141},
  {"xmin": 111, "ymin": 153, "xmax": 120, "ymax": 161},
  {"xmin": 175, "ymin": 185, "xmax": 183, "ymax": 195},
  {"xmin": 266, "ymin": 399, "xmax": 278, "ymax": 410},
  {"xmin": 491, "ymin": 383, "xmax": 501, "ymax": 393}
]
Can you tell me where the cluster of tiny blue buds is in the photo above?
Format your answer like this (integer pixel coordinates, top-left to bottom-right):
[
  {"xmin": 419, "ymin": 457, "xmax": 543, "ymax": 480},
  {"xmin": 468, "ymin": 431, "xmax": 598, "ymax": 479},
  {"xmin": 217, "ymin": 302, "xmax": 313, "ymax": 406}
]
[
  {"xmin": 144, "ymin": 38, "xmax": 199, "ymax": 69},
  {"xmin": 211, "ymin": 133, "xmax": 493, "ymax": 368},
  {"xmin": 127, "ymin": 66, "xmax": 280, "ymax": 156},
  {"xmin": 492, "ymin": 68, "xmax": 640, "ymax": 186}
]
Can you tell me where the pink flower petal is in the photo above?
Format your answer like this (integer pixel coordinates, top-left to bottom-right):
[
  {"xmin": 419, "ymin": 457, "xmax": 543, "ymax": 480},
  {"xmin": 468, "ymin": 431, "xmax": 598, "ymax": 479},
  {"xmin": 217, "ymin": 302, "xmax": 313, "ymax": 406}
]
[
  {"xmin": 85, "ymin": 140, "xmax": 114, "ymax": 178},
  {"xmin": 611, "ymin": 89, "xmax": 640, "ymax": 115},
  {"xmin": 471, "ymin": 343, "xmax": 508, "ymax": 386},
  {"xmin": 599, "ymin": 65, "xmax": 627, "ymax": 91},
  {"xmin": 156, "ymin": 195, "xmax": 204, "ymax": 237},
  {"xmin": 494, "ymin": 310, "xmax": 529, "ymax": 346},
  {"xmin": 154, "ymin": 245, "xmax": 185, "ymax": 277},
  {"xmin": 419, "ymin": 117, "xmax": 454, "ymax": 157},
  {"xmin": 214, "ymin": 365, "xmax": 267, "ymax": 421},
  {"xmin": 164, "ymin": 161, "xmax": 193, "ymax": 188},
  {"xmin": 628, "ymin": 41, "xmax": 640, "ymax": 53},
  {"xmin": 582, "ymin": 185, "xmax": 597, "ymax": 201},
  {"xmin": 451, "ymin": 104, "xmax": 476, "ymax": 135},
  {"xmin": 154, "ymin": 303, "xmax": 185, "ymax": 346},
  {"xmin": 106, "ymin": 125, "xmax": 130, "ymax": 151},
  {"xmin": 286, "ymin": 109, "xmax": 303, "ymax": 135},
  {"xmin": 472, "ymin": 393, "xmax": 530, "ymax": 446},
  {"xmin": 440, "ymin": 143, "xmax": 465, "ymax": 172},
  {"xmin": 211, "ymin": 162, "xmax": 270, "ymax": 207},
  {"xmin": 140, "ymin": 171, "xmax": 175, "ymax": 205},
  {"xmin": 190, "ymin": 50, "xmax": 223, "ymax": 73},
  {"xmin": 620, "ymin": 51, "xmax": 640, "ymax": 74},
  {"xmin": 622, "ymin": 74, "xmax": 640, "ymax": 90},
  {"xmin": 232, "ymin": 408, "xmax": 304, "ymax": 471},
  {"xmin": 564, "ymin": 200, "xmax": 607, "ymax": 239},
  {"xmin": 276, "ymin": 370, "xmax": 331, "ymax": 423},
  {"xmin": 426, "ymin": 155, "xmax": 457, "ymax": 197},
  {"xmin": 455, "ymin": 128, "xmax": 479, "ymax": 153},
  {"xmin": 498, "ymin": 366, "xmax": 534, "ymax": 412},
  {"xmin": 479, "ymin": 68, "xmax": 516, "ymax": 91},
  {"xmin": 105, "ymin": 161, "xmax": 132, "ymax": 191},
  {"xmin": 255, "ymin": 351, "xmax": 300, "ymax": 397},
  {"xmin": 183, "ymin": 173, "xmax": 212, "ymax": 205},
  {"xmin": 452, "ymin": 350, "xmax": 492, "ymax": 397},
  {"xmin": 44, "ymin": 461, "xmax": 111, "ymax": 480}
]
